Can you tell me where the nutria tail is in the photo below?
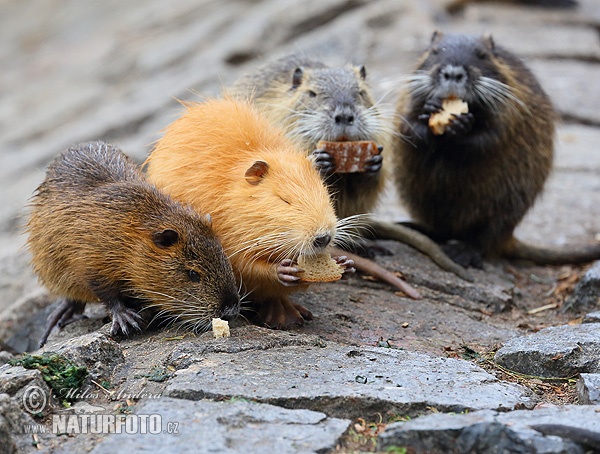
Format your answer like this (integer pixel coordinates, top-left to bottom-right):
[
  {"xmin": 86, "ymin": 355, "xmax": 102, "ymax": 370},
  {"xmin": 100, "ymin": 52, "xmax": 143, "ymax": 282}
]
[
  {"xmin": 366, "ymin": 218, "xmax": 474, "ymax": 282},
  {"xmin": 502, "ymin": 237, "xmax": 600, "ymax": 265}
]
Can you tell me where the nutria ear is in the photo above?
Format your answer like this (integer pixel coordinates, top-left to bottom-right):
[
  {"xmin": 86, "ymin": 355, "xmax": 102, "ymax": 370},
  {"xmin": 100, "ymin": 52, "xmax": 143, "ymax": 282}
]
[
  {"xmin": 358, "ymin": 65, "xmax": 366, "ymax": 80},
  {"xmin": 153, "ymin": 229, "xmax": 179, "ymax": 248},
  {"xmin": 292, "ymin": 67, "xmax": 304, "ymax": 89},
  {"xmin": 483, "ymin": 33, "xmax": 495, "ymax": 52},
  {"xmin": 202, "ymin": 214, "xmax": 212, "ymax": 226},
  {"xmin": 245, "ymin": 160, "xmax": 269, "ymax": 185}
]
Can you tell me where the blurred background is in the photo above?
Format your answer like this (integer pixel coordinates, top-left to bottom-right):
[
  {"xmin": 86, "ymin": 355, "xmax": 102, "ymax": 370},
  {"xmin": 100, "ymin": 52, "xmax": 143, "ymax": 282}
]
[{"xmin": 0, "ymin": 0, "xmax": 599, "ymax": 322}]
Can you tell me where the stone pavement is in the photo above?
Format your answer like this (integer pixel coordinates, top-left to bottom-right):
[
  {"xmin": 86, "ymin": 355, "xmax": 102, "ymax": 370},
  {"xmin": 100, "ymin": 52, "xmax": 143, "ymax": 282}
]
[{"xmin": 0, "ymin": 0, "xmax": 599, "ymax": 452}]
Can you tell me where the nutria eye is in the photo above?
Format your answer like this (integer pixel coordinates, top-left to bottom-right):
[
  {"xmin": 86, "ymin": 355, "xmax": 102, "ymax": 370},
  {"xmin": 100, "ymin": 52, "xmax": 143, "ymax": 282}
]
[
  {"xmin": 307, "ymin": 90, "xmax": 317, "ymax": 98},
  {"xmin": 188, "ymin": 270, "xmax": 201, "ymax": 283}
]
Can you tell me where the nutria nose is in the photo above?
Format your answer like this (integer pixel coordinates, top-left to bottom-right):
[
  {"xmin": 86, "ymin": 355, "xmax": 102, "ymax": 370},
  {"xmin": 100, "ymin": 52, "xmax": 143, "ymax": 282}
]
[
  {"xmin": 219, "ymin": 291, "xmax": 240, "ymax": 321},
  {"xmin": 313, "ymin": 233, "xmax": 332, "ymax": 250},
  {"xmin": 334, "ymin": 113, "xmax": 355, "ymax": 126},
  {"xmin": 440, "ymin": 65, "xmax": 467, "ymax": 84}
]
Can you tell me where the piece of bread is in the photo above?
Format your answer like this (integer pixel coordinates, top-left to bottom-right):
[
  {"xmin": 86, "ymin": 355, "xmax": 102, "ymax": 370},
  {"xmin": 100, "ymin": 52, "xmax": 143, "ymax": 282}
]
[
  {"xmin": 212, "ymin": 318, "xmax": 230, "ymax": 338},
  {"xmin": 316, "ymin": 140, "xmax": 379, "ymax": 173},
  {"xmin": 297, "ymin": 253, "xmax": 344, "ymax": 283},
  {"xmin": 428, "ymin": 98, "xmax": 469, "ymax": 135}
]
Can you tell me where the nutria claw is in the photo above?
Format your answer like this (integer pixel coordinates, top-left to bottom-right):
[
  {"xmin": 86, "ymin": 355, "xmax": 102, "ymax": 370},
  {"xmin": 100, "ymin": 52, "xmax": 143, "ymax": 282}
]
[
  {"xmin": 259, "ymin": 298, "xmax": 313, "ymax": 330},
  {"xmin": 446, "ymin": 112, "xmax": 474, "ymax": 137},
  {"xmin": 364, "ymin": 154, "xmax": 383, "ymax": 174},
  {"xmin": 333, "ymin": 255, "xmax": 355, "ymax": 277},
  {"xmin": 277, "ymin": 259, "xmax": 302, "ymax": 287},
  {"xmin": 109, "ymin": 302, "xmax": 144, "ymax": 336},
  {"xmin": 312, "ymin": 148, "xmax": 336, "ymax": 175},
  {"xmin": 418, "ymin": 98, "xmax": 444, "ymax": 122}
]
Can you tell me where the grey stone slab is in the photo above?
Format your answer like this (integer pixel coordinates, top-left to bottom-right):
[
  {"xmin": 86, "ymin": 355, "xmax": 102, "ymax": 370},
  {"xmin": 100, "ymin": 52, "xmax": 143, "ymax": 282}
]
[
  {"xmin": 0, "ymin": 393, "xmax": 40, "ymax": 454},
  {"xmin": 444, "ymin": 22, "xmax": 600, "ymax": 60},
  {"xmin": 0, "ymin": 365, "xmax": 46, "ymax": 398},
  {"xmin": 577, "ymin": 373, "xmax": 600, "ymax": 405},
  {"xmin": 165, "ymin": 344, "xmax": 536, "ymax": 419},
  {"xmin": 494, "ymin": 324, "xmax": 600, "ymax": 378},
  {"xmin": 530, "ymin": 60, "xmax": 600, "ymax": 125},
  {"xmin": 378, "ymin": 405, "xmax": 600, "ymax": 454},
  {"xmin": 555, "ymin": 125, "xmax": 600, "ymax": 172},
  {"xmin": 456, "ymin": 1, "xmax": 600, "ymax": 28},
  {"xmin": 565, "ymin": 261, "xmax": 600, "ymax": 311},
  {"xmin": 584, "ymin": 312, "xmax": 600, "ymax": 324},
  {"xmin": 40, "ymin": 332, "xmax": 125, "ymax": 387},
  {"xmin": 515, "ymin": 171, "xmax": 600, "ymax": 248},
  {"xmin": 86, "ymin": 397, "xmax": 350, "ymax": 454}
]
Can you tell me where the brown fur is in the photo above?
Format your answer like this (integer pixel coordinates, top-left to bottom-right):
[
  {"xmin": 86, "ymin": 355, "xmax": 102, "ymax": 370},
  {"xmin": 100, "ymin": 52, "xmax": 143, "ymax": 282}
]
[
  {"xmin": 145, "ymin": 98, "xmax": 351, "ymax": 328},
  {"xmin": 393, "ymin": 32, "xmax": 600, "ymax": 266},
  {"xmin": 27, "ymin": 142, "xmax": 239, "ymax": 345}
]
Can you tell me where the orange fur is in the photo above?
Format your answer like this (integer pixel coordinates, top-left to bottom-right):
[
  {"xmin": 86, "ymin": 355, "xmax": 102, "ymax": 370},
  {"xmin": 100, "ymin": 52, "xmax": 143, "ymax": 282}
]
[{"xmin": 145, "ymin": 98, "xmax": 337, "ymax": 308}]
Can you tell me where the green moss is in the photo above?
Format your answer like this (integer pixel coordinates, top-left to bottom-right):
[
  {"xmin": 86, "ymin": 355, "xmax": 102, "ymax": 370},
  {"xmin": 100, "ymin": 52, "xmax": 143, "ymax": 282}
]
[
  {"xmin": 9, "ymin": 353, "xmax": 87, "ymax": 401},
  {"xmin": 384, "ymin": 447, "xmax": 407, "ymax": 454},
  {"xmin": 134, "ymin": 366, "xmax": 173, "ymax": 382}
]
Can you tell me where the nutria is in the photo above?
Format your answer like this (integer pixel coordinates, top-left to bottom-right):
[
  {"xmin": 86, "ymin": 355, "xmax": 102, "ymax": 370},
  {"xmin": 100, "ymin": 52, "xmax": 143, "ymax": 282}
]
[
  {"xmin": 27, "ymin": 142, "xmax": 240, "ymax": 346},
  {"xmin": 392, "ymin": 31, "xmax": 600, "ymax": 267},
  {"xmin": 145, "ymin": 98, "xmax": 422, "ymax": 328},
  {"xmin": 229, "ymin": 55, "xmax": 473, "ymax": 281}
]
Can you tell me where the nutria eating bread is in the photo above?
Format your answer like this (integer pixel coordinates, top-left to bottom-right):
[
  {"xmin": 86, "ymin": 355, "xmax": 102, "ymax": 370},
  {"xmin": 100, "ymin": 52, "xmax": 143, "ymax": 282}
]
[
  {"xmin": 392, "ymin": 31, "xmax": 600, "ymax": 267},
  {"xmin": 145, "ymin": 98, "xmax": 365, "ymax": 329},
  {"xmin": 27, "ymin": 142, "xmax": 240, "ymax": 346}
]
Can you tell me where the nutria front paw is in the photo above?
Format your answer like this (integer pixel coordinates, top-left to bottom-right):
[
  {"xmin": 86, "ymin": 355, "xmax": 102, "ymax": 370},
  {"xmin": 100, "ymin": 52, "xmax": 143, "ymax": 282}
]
[
  {"xmin": 109, "ymin": 304, "xmax": 144, "ymax": 336},
  {"xmin": 312, "ymin": 148, "xmax": 336, "ymax": 175},
  {"xmin": 364, "ymin": 149, "xmax": 383, "ymax": 174},
  {"xmin": 446, "ymin": 112, "xmax": 474, "ymax": 137},
  {"xmin": 277, "ymin": 258, "xmax": 302, "ymax": 287},
  {"xmin": 418, "ymin": 98, "xmax": 444, "ymax": 122},
  {"xmin": 333, "ymin": 255, "xmax": 355, "ymax": 278},
  {"xmin": 260, "ymin": 299, "xmax": 313, "ymax": 329}
]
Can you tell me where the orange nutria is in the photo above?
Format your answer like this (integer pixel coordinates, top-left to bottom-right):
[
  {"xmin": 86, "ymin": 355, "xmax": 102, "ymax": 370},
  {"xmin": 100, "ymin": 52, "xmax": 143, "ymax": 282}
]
[
  {"xmin": 27, "ymin": 142, "xmax": 240, "ymax": 346},
  {"xmin": 145, "ymin": 98, "xmax": 357, "ymax": 328}
]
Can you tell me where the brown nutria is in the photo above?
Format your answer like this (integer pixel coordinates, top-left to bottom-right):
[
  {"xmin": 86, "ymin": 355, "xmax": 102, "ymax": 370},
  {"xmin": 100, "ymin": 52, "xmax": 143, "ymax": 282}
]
[
  {"xmin": 144, "ymin": 98, "xmax": 421, "ymax": 328},
  {"xmin": 27, "ymin": 142, "xmax": 240, "ymax": 346},
  {"xmin": 392, "ymin": 31, "xmax": 600, "ymax": 267},
  {"xmin": 229, "ymin": 55, "xmax": 473, "ymax": 281}
]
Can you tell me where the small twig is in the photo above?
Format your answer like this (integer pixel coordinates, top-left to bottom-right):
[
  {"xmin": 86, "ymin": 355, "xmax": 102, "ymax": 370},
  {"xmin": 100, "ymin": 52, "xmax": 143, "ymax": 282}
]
[
  {"xmin": 527, "ymin": 302, "xmax": 560, "ymax": 315},
  {"xmin": 91, "ymin": 379, "xmax": 115, "ymax": 397}
]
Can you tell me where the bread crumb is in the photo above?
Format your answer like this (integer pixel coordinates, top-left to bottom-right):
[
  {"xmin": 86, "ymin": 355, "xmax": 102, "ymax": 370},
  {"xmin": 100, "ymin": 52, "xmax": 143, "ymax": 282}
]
[{"xmin": 212, "ymin": 318, "xmax": 230, "ymax": 338}]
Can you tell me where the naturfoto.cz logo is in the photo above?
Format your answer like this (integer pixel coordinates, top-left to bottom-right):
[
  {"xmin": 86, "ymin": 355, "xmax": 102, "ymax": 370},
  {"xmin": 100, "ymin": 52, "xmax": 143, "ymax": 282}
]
[{"xmin": 21, "ymin": 385, "xmax": 179, "ymax": 435}]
